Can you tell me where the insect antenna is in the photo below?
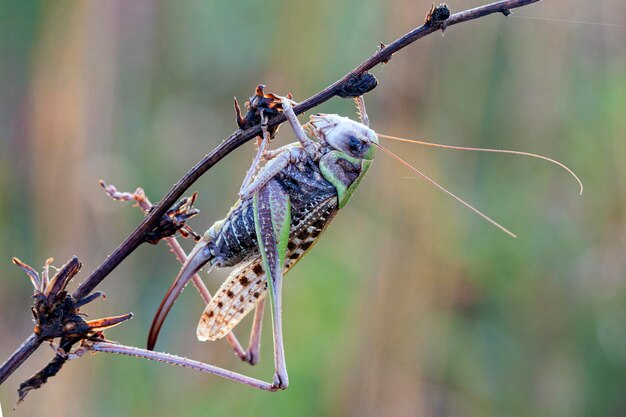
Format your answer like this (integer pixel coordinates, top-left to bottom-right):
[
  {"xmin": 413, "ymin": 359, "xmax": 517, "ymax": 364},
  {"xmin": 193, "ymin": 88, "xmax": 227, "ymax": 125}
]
[
  {"xmin": 377, "ymin": 133, "xmax": 583, "ymax": 195},
  {"xmin": 510, "ymin": 14, "xmax": 626, "ymax": 29},
  {"xmin": 374, "ymin": 142, "xmax": 517, "ymax": 238}
]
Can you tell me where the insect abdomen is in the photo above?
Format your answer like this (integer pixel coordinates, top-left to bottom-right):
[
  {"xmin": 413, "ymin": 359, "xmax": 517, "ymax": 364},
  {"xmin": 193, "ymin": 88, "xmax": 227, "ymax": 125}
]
[
  {"xmin": 210, "ymin": 199, "xmax": 259, "ymax": 267},
  {"xmin": 198, "ymin": 197, "xmax": 339, "ymax": 340}
]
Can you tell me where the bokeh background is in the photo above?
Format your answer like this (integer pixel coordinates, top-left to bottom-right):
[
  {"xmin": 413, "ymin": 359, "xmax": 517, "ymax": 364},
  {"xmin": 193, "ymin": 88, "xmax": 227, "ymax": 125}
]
[{"xmin": 1, "ymin": 1, "xmax": 625, "ymax": 416}]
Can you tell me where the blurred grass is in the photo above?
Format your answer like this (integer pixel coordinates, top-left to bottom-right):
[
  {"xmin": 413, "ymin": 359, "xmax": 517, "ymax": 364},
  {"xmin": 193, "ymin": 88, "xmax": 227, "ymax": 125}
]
[{"xmin": 1, "ymin": 1, "xmax": 625, "ymax": 416}]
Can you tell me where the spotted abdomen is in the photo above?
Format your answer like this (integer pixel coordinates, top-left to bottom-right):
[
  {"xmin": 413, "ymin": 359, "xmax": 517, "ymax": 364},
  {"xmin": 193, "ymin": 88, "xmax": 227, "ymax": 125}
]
[{"xmin": 197, "ymin": 197, "xmax": 338, "ymax": 341}]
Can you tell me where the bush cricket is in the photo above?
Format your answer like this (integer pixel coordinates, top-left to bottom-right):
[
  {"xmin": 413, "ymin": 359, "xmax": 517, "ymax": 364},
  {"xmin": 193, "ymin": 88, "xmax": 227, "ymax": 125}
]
[{"xmin": 141, "ymin": 92, "xmax": 582, "ymax": 391}]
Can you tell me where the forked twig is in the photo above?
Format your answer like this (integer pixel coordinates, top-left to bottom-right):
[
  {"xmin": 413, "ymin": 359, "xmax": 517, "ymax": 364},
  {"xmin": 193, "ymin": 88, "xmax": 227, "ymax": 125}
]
[
  {"xmin": 99, "ymin": 181, "xmax": 250, "ymax": 360},
  {"xmin": 0, "ymin": 0, "xmax": 544, "ymax": 387}
]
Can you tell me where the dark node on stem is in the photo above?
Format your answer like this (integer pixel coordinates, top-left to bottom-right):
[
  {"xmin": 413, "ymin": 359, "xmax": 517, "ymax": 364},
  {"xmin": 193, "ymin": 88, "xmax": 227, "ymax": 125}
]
[
  {"xmin": 425, "ymin": 3, "xmax": 450, "ymax": 27},
  {"xmin": 12, "ymin": 257, "xmax": 132, "ymax": 404},
  {"xmin": 501, "ymin": 9, "xmax": 512, "ymax": 16},
  {"xmin": 234, "ymin": 84, "xmax": 290, "ymax": 139},
  {"xmin": 379, "ymin": 42, "xmax": 392, "ymax": 64},
  {"xmin": 335, "ymin": 72, "xmax": 378, "ymax": 98},
  {"xmin": 143, "ymin": 193, "xmax": 200, "ymax": 244},
  {"xmin": 100, "ymin": 180, "xmax": 200, "ymax": 240}
]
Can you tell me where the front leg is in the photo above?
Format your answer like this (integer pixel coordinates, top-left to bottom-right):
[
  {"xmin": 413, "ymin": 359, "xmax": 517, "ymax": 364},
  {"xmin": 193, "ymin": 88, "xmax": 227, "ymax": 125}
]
[
  {"xmin": 239, "ymin": 151, "xmax": 291, "ymax": 201},
  {"xmin": 253, "ymin": 179, "xmax": 291, "ymax": 389},
  {"xmin": 239, "ymin": 111, "xmax": 273, "ymax": 198},
  {"xmin": 281, "ymin": 98, "xmax": 317, "ymax": 157}
]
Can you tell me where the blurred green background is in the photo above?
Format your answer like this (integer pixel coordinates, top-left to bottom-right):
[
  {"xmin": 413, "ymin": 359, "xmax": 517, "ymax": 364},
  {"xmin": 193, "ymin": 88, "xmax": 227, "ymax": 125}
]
[{"xmin": 1, "ymin": 1, "xmax": 625, "ymax": 416}]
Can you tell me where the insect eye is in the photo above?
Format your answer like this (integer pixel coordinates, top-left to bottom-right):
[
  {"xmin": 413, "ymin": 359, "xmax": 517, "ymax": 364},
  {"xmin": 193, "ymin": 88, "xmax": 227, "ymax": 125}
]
[{"xmin": 347, "ymin": 136, "xmax": 362, "ymax": 153}]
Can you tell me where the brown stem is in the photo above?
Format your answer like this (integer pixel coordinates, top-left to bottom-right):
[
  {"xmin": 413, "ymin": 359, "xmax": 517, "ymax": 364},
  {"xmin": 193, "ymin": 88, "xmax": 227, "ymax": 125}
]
[
  {"xmin": 101, "ymin": 184, "xmax": 246, "ymax": 357},
  {"xmin": 74, "ymin": 0, "xmax": 541, "ymax": 300},
  {"xmin": 0, "ymin": 335, "xmax": 43, "ymax": 385},
  {"xmin": 0, "ymin": 0, "xmax": 542, "ymax": 386}
]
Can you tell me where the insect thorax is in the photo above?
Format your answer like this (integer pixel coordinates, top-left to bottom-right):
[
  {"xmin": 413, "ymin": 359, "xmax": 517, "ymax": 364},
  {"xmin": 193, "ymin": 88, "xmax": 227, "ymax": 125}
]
[{"xmin": 205, "ymin": 150, "xmax": 338, "ymax": 268}]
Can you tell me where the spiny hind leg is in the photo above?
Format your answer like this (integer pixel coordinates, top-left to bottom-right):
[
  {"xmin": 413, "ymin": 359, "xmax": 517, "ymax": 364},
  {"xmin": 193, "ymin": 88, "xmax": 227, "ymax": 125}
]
[
  {"xmin": 267, "ymin": 263, "xmax": 288, "ymax": 389},
  {"xmin": 253, "ymin": 179, "xmax": 291, "ymax": 389},
  {"xmin": 147, "ymin": 238, "xmax": 248, "ymax": 362}
]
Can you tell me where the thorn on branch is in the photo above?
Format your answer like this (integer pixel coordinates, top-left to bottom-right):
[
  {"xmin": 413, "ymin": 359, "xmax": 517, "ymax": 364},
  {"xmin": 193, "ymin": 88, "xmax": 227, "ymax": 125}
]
[
  {"xmin": 12, "ymin": 257, "xmax": 133, "ymax": 405},
  {"xmin": 425, "ymin": 3, "xmax": 450, "ymax": 32},
  {"xmin": 234, "ymin": 97, "xmax": 245, "ymax": 130},
  {"xmin": 378, "ymin": 42, "xmax": 392, "ymax": 64}
]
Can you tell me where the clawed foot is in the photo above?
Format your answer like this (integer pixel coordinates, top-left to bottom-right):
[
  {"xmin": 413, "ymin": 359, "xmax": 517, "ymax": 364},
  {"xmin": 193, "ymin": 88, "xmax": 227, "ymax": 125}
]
[
  {"xmin": 271, "ymin": 372, "xmax": 289, "ymax": 390},
  {"xmin": 280, "ymin": 97, "xmax": 297, "ymax": 114},
  {"xmin": 243, "ymin": 349, "xmax": 259, "ymax": 366}
]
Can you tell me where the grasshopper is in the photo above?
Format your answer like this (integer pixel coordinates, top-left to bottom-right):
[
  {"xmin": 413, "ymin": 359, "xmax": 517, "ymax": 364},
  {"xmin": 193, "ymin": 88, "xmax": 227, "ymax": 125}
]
[
  {"xmin": 144, "ymin": 93, "xmax": 582, "ymax": 391},
  {"xmin": 148, "ymin": 95, "xmax": 378, "ymax": 390}
]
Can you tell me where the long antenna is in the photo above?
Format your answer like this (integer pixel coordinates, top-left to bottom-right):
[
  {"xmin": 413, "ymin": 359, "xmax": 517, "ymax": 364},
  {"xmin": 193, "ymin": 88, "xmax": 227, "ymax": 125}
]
[
  {"xmin": 375, "ymin": 143, "xmax": 517, "ymax": 238},
  {"xmin": 377, "ymin": 133, "xmax": 583, "ymax": 195}
]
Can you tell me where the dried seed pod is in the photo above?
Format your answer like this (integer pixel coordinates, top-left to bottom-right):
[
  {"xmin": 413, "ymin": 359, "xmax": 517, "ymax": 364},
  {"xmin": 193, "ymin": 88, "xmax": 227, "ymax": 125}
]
[
  {"xmin": 336, "ymin": 72, "xmax": 378, "ymax": 98},
  {"xmin": 425, "ymin": 3, "xmax": 451, "ymax": 27}
]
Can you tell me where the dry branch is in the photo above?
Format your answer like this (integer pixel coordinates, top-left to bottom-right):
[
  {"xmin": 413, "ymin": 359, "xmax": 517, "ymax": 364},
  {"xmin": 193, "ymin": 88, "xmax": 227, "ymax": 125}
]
[{"xmin": 0, "ymin": 0, "xmax": 542, "ymax": 388}]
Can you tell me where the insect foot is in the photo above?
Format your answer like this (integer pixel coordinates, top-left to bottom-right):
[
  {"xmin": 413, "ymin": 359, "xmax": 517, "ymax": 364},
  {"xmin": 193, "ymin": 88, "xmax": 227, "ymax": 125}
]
[
  {"xmin": 272, "ymin": 372, "xmax": 289, "ymax": 391},
  {"xmin": 244, "ymin": 348, "xmax": 260, "ymax": 366}
]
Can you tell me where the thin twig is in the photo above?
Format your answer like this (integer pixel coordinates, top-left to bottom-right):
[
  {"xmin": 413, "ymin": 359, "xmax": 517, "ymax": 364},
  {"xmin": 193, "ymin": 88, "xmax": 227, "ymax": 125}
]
[
  {"xmin": 0, "ymin": 335, "xmax": 43, "ymax": 386},
  {"xmin": 99, "ymin": 182, "xmax": 246, "ymax": 357},
  {"xmin": 0, "ymin": 0, "xmax": 543, "ymax": 385}
]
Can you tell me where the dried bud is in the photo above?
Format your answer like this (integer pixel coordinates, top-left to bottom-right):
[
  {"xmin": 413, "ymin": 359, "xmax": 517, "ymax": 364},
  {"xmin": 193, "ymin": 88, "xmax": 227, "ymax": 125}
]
[
  {"xmin": 12, "ymin": 256, "xmax": 132, "ymax": 404},
  {"xmin": 234, "ymin": 84, "xmax": 290, "ymax": 138},
  {"xmin": 336, "ymin": 73, "xmax": 378, "ymax": 98},
  {"xmin": 143, "ymin": 193, "xmax": 200, "ymax": 244},
  {"xmin": 425, "ymin": 3, "xmax": 450, "ymax": 27}
]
